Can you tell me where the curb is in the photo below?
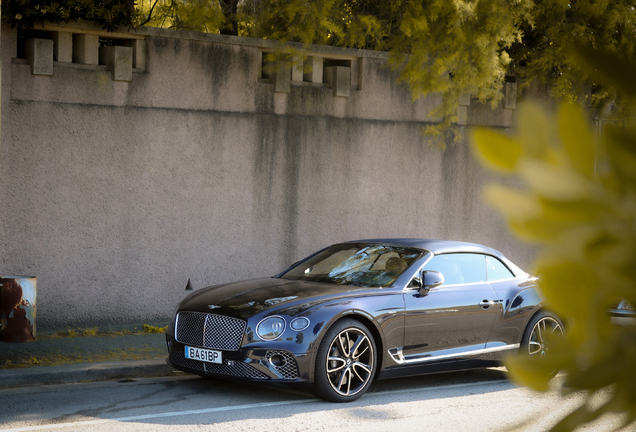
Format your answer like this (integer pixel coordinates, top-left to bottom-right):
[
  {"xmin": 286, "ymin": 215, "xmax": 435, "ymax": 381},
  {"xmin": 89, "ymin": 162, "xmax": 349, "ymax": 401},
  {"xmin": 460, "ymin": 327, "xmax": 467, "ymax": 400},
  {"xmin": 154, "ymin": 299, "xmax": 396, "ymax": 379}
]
[{"xmin": 0, "ymin": 359, "xmax": 177, "ymax": 389}]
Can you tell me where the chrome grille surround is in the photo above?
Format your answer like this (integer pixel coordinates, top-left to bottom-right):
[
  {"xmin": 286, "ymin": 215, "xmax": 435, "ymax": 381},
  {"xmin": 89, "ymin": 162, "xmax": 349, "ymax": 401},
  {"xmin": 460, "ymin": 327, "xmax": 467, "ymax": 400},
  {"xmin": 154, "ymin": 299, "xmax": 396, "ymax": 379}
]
[
  {"xmin": 175, "ymin": 311, "xmax": 246, "ymax": 351},
  {"xmin": 266, "ymin": 350, "xmax": 300, "ymax": 380},
  {"xmin": 169, "ymin": 350, "xmax": 267, "ymax": 379}
]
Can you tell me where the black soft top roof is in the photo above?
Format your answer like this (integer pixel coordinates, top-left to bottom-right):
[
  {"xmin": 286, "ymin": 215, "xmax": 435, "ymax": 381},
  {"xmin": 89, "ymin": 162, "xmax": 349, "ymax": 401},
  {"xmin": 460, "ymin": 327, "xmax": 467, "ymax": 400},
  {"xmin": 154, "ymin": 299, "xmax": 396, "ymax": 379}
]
[{"xmin": 346, "ymin": 238, "xmax": 526, "ymax": 276}]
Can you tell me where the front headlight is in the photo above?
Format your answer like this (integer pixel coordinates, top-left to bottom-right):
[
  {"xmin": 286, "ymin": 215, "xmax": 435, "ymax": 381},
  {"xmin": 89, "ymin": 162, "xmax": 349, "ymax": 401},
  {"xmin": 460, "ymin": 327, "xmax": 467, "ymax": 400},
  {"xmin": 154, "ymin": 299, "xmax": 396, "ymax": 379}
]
[{"xmin": 256, "ymin": 316, "xmax": 286, "ymax": 340}]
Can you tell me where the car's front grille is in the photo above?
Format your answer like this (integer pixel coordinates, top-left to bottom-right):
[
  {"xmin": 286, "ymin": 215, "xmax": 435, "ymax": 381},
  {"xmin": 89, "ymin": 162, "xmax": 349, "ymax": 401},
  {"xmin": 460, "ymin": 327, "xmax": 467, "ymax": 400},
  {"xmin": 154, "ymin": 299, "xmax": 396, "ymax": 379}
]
[
  {"xmin": 266, "ymin": 350, "xmax": 299, "ymax": 380},
  {"xmin": 170, "ymin": 350, "xmax": 268, "ymax": 379},
  {"xmin": 175, "ymin": 311, "xmax": 246, "ymax": 351}
]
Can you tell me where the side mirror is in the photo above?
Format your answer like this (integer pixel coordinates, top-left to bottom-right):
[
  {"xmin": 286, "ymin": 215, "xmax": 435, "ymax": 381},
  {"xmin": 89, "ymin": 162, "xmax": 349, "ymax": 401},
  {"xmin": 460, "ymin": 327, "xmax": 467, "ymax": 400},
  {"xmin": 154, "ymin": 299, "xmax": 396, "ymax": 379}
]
[{"xmin": 419, "ymin": 270, "xmax": 444, "ymax": 296}]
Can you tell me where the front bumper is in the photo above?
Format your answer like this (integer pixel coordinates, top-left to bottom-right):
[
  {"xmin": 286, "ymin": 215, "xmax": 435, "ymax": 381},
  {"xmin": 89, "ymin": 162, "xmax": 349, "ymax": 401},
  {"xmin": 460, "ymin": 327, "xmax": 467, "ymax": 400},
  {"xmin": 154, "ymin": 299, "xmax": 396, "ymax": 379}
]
[
  {"xmin": 167, "ymin": 343, "xmax": 311, "ymax": 384},
  {"xmin": 166, "ymin": 310, "xmax": 315, "ymax": 385}
]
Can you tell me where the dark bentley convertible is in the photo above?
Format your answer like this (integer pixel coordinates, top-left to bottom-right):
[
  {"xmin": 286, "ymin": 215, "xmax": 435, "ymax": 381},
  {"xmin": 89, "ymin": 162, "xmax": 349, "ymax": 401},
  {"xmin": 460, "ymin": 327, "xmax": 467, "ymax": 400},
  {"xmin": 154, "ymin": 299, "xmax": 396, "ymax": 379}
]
[{"xmin": 166, "ymin": 239, "xmax": 563, "ymax": 402}]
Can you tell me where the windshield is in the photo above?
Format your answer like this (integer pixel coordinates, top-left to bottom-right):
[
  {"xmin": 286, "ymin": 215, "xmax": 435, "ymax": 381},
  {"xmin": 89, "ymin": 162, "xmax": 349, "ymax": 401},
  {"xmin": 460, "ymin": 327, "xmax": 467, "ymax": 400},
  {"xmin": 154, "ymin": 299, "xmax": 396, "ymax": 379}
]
[{"xmin": 280, "ymin": 243, "xmax": 424, "ymax": 287}]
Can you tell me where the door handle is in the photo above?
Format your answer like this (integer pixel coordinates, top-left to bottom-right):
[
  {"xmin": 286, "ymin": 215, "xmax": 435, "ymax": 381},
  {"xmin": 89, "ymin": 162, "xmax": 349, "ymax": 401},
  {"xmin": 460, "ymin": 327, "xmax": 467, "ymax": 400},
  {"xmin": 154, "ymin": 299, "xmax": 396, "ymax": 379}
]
[{"xmin": 479, "ymin": 300, "xmax": 496, "ymax": 309}]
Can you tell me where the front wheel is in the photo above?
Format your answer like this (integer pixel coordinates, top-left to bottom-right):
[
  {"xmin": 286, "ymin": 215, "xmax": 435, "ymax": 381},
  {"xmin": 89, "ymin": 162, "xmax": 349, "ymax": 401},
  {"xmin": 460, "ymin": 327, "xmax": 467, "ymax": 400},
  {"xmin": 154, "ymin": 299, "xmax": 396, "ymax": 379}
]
[{"xmin": 313, "ymin": 319, "xmax": 377, "ymax": 402}]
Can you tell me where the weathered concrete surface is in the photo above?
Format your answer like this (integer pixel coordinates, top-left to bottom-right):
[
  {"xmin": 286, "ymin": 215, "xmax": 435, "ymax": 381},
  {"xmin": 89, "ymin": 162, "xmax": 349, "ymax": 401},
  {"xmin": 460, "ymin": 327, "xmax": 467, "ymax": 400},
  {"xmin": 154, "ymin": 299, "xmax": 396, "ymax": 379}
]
[{"xmin": 0, "ymin": 23, "xmax": 529, "ymax": 329}]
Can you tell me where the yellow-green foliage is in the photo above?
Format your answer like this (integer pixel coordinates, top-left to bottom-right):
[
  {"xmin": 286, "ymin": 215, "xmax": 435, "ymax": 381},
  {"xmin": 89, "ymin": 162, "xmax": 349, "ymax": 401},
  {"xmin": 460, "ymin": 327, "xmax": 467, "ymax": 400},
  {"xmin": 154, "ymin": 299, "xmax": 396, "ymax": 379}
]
[
  {"xmin": 82, "ymin": 327, "xmax": 99, "ymax": 337},
  {"xmin": 136, "ymin": 0, "xmax": 225, "ymax": 32},
  {"xmin": 143, "ymin": 324, "xmax": 167, "ymax": 333},
  {"xmin": 470, "ymin": 47, "xmax": 636, "ymax": 431}
]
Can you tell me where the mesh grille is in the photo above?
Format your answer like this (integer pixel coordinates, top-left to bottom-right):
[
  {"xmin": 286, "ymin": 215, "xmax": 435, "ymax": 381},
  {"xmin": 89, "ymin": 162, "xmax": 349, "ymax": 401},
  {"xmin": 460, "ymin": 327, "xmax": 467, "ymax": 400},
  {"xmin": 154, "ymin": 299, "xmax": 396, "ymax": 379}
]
[
  {"xmin": 266, "ymin": 350, "xmax": 299, "ymax": 380},
  {"xmin": 175, "ymin": 312, "xmax": 246, "ymax": 351},
  {"xmin": 203, "ymin": 314, "xmax": 247, "ymax": 351},
  {"xmin": 170, "ymin": 350, "xmax": 267, "ymax": 379},
  {"xmin": 170, "ymin": 350, "xmax": 205, "ymax": 372}
]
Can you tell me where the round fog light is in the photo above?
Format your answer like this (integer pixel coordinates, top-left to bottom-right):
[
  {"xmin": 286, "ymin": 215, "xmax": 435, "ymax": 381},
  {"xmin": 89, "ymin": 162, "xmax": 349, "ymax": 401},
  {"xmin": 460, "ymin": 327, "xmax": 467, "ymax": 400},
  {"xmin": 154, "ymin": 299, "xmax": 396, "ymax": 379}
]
[{"xmin": 269, "ymin": 354, "xmax": 286, "ymax": 367}]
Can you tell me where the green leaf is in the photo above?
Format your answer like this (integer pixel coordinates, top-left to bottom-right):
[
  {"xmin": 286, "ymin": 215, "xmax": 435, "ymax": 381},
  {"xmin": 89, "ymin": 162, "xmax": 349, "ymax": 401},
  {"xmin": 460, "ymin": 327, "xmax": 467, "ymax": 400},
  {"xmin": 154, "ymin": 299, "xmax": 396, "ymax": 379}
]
[
  {"xmin": 557, "ymin": 103, "xmax": 597, "ymax": 179},
  {"xmin": 483, "ymin": 185, "xmax": 540, "ymax": 219},
  {"xmin": 508, "ymin": 218, "xmax": 571, "ymax": 243},
  {"xmin": 535, "ymin": 260, "xmax": 598, "ymax": 320},
  {"xmin": 538, "ymin": 198, "xmax": 606, "ymax": 223},
  {"xmin": 517, "ymin": 159, "xmax": 591, "ymax": 201},
  {"xmin": 516, "ymin": 102, "xmax": 552, "ymax": 160},
  {"xmin": 505, "ymin": 354, "xmax": 554, "ymax": 392},
  {"xmin": 470, "ymin": 128, "xmax": 522, "ymax": 173}
]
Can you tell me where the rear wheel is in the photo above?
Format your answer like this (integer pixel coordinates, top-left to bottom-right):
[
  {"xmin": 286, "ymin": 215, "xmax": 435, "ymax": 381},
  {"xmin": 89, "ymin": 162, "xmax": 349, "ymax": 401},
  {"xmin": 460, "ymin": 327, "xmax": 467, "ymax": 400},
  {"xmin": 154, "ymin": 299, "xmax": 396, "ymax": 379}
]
[
  {"xmin": 521, "ymin": 311, "xmax": 564, "ymax": 375},
  {"xmin": 313, "ymin": 319, "xmax": 377, "ymax": 402}
]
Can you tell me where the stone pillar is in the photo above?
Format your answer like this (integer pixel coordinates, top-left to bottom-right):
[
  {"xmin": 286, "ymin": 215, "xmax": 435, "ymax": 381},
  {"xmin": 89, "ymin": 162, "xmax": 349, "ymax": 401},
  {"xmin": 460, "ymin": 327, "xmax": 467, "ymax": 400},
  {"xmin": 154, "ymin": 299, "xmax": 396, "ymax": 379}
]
[
  {"xmin": 25, "ymin": 39, "xmax": 53, "ymax": 76},
  {"xmin": 99, "ymin": 46, "xmax": 133, "ymax": 82},
  {"xmin": 291, "ymin": 56, "xmax": 303, "ymax": 82},
  {"xmin": 323, "ymin": 66, "xmax": 351, "ymax": 97},
  {"xmin": 123, "ymin": 39, "xmax": 146, "ymax": 69},
  {"xmin": 73, "ymin": 34, "xmax": 99, "ymax": 65},
  {"xmin": 52, "ymin": 31, "xmax": 72, "ymax": 63},
  {"xmin": 303, "ymin": 56, "xmax": 323, "ymax": 83},
  {"xmin": 273, "ymin": 61, "xmax": 291, "ymax": 93}
]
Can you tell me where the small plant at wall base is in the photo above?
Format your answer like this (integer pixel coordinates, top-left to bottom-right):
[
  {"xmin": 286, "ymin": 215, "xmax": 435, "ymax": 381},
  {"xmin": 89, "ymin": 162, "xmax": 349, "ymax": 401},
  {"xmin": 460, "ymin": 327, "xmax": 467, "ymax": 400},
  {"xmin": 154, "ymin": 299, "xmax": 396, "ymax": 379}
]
[
  {"xmin": 470, "ymin": 46, "xmax": 636, "ymax": 431},
  {"xmin": 2, "ymin": 0, "xmax": 140, "ymax": 35}
]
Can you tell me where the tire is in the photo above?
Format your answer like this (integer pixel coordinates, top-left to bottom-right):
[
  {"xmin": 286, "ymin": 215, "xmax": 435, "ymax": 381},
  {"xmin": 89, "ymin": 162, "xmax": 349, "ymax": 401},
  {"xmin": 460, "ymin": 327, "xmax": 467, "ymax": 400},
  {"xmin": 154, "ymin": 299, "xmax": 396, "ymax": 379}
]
[
  {"xmin": 520, "ymin": 311, "xmax": 564, "ymax": 376},
  {"xmin": 313, "ymin": 319, "xmax": 377, "ymax": 402}
]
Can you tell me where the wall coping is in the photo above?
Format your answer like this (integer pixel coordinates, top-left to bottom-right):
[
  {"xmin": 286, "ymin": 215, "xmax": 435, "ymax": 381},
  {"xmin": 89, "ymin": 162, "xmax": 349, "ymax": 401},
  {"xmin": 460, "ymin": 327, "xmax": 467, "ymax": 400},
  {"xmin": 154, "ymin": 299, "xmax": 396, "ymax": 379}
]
[{"xmin": 33, "ymin": 20, "xmax": 390, "ymax": 61}]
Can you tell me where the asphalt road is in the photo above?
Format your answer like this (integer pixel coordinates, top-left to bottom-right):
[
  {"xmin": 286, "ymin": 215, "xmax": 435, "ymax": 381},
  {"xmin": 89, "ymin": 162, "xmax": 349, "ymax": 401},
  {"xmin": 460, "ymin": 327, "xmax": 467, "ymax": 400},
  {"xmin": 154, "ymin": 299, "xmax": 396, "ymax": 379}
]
[{"xmin": 0, "ymin": 368, "xmax": 628, "ymax": 432}]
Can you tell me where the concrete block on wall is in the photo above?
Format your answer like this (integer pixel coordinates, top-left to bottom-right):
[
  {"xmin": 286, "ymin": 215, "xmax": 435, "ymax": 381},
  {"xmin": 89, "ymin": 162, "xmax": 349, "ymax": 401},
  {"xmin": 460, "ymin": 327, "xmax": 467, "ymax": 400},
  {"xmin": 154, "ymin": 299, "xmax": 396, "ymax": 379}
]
[
  {"xmin": 99, "ymin": 46, "xmax": 133, "ymax": 81},
  {"xmin": 291, "ymin": 56, "xmax": 304, "ymax": 82},
  {"xmin": 323, "ymin": 66, "xmax": 351, "ymax": 97},
  {"xmin": 303, "ymin": 56, "xmax": 323, "ymax": 83},
  {"xmin": 73, "ymin": 34, "xmax": 99, "ymax": 65},
  {"xmin": 459, "ymin": 93, "xmax": 471, "ymax": 106},
  {"xmin": 52, "ymin": 32, "xmax": 73, "ymax": 62},
  {"xmin": 25, "ymin": 38, "xmax": 53, "ymax": 76},
  {"xmin": 273, "ymin": 61, "xmax": 291, "ymax": 93},
  {"xmin": 123, "ymin": 39, "xmax": 146, "ymax": 69}
]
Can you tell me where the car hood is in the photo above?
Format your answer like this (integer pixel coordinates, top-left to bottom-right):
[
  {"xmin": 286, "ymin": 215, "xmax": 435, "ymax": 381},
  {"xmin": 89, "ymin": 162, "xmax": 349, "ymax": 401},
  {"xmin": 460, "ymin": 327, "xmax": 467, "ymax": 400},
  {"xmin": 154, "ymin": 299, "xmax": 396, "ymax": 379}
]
[{"xmin": 178, "ymin": 277, "xmax": 373, "ymax": 319}]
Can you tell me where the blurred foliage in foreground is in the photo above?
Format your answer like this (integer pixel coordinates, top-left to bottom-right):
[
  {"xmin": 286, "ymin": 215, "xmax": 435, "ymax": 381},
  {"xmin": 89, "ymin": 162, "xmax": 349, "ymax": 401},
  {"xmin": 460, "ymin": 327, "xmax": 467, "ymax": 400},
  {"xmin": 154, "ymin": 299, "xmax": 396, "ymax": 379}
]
[{"xmin": 471, "ymin": 46, "xmax": 636, "ymax": 431}]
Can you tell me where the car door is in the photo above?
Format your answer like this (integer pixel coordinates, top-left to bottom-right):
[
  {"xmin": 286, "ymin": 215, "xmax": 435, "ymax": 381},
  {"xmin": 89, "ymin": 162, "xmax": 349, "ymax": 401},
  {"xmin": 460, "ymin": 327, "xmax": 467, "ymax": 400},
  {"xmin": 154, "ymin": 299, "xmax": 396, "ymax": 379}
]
[{"xmin": 402, "ymin": 253, "xmax": 501, "ymax": 360}]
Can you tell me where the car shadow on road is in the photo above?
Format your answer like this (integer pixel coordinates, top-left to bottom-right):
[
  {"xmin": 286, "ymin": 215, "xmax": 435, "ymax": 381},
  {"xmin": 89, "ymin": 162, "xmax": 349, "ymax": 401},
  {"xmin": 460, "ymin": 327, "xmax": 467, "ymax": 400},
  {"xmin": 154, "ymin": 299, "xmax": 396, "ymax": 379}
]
[{"xmin": 111, "ymin": 367, "xmax": 514, "ymax": 428}]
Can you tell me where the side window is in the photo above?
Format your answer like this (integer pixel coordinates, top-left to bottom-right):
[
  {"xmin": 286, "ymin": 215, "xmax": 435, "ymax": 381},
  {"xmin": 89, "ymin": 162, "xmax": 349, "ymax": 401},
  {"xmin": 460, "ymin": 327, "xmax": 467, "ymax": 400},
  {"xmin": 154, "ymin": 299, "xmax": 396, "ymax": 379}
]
[
  {"xmin": 486, "ymin": 256, "xmax": 514, "ymax": 281},
  {"xmin": 423, "ymin": 253, "xmax": 487, "ymax": 285}
]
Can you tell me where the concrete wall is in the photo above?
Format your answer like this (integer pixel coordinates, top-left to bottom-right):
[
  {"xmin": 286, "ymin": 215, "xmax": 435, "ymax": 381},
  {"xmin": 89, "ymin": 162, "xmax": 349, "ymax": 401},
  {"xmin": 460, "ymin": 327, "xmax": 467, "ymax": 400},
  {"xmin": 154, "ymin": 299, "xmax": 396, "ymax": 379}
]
[{"xmin": 0, "ymin": 22, "xmax": 530, "ymax": 330}]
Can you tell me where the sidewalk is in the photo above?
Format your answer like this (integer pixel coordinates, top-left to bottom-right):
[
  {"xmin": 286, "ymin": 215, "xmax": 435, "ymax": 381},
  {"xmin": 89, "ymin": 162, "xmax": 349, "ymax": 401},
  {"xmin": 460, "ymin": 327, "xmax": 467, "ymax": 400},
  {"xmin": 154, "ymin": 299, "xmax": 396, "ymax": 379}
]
[{"xmin": 0, "ymin": 323, "xmax": 183, "ymax": 389}]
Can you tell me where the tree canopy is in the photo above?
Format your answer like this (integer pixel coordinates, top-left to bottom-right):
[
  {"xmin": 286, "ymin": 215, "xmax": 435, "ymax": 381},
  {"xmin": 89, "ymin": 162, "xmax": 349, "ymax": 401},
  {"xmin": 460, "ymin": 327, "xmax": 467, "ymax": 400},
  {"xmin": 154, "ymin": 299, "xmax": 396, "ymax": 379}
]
[
  {"xmin": 134, "ymin": 0, "xmax": 636, "ymax": 146},
  {"xmin": 2, "ymin": 0, "xmax": 137, "ymax": 33}
]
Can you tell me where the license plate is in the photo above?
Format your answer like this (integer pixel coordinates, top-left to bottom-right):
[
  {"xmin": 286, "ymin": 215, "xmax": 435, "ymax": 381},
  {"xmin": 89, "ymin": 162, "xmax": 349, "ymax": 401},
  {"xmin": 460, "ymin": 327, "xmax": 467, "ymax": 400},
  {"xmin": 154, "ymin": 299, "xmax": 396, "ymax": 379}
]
[{"xmin": 185, "ymin": 346, "xmax": 222, "ymax": 364}]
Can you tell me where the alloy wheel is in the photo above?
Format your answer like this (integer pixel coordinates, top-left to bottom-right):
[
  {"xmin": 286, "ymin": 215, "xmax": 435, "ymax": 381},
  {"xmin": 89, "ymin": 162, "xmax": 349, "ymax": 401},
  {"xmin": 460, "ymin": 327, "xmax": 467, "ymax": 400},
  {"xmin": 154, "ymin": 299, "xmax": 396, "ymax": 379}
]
[
  {"xmin": 326, "ymin": 328, "xmax": 374, "ymax": 397},
  {"xmin": 528, "ymin": 316, "xmax": 564, "ymax": 358}
]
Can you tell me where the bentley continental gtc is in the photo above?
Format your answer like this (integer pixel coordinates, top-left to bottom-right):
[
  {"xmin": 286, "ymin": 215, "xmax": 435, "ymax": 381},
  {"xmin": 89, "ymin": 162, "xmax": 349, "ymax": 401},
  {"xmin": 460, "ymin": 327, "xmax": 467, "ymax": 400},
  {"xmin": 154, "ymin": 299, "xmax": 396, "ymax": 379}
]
[{"xmin": 165, "ymin": 239, "xmax": 563, "ymax": 402}]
